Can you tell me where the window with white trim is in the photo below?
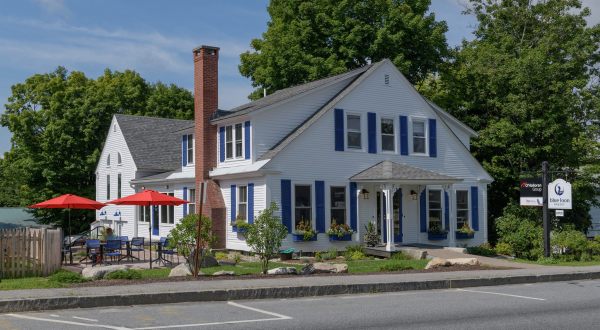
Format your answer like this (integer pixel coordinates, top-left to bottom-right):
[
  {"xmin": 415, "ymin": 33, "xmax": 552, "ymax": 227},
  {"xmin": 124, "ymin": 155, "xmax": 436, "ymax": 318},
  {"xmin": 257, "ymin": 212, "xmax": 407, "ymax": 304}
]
[
  {"xmin": 381, "ymin": 118, "xmax": 395, "ymax": 152},
  {"xmin": 456, "ymin": 190, "xmax": 469, "ymax": 229},
  {"xmin": 330, "ymin": 186, "xmax": 346, "ymax": 225},
  {"xmin": 106, "ymin": 175, "xmax": 110, "ymax": 200},
  {"xmin": 138, "ymin": 206, "xmax": 150, "ymax": 222},
  {"xmin": 224, "ymin": 124, "xmax": 244, "ymax": 160},
  {"xmin": 186, "ymin": 134, "xmax": 194, "ymax": 164},
  {"xmin": 294, "ymin": 185, "xmax": 312, "ymax": 228},
  {"xmin": 346, "ymin": 114, "xmax": 362, "ymax": 149},
  {"xmin": 412, "ymin": 119, "xmax": 427, "ymax": 154},
  {"xmin": 188, "ymin": 189, "xmax": 196, "ymax": 214},
  {"xmin": 237, "ymin": 185, "xmax": 247, "ymax": 221},
  {"xmin": 428, "ymin": 189, "xmax": 442, "ymax": 230},
  {"xmin": 160, "ymin": 193, "xmax": 175, "ymax": 224}
]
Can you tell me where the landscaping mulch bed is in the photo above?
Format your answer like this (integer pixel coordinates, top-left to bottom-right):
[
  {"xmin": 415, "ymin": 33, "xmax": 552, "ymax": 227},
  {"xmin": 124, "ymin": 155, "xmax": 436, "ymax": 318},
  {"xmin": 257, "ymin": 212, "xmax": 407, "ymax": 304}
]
[{"xmin": 69, "ymin": 264, "xmax": 513, "ymax": 288}]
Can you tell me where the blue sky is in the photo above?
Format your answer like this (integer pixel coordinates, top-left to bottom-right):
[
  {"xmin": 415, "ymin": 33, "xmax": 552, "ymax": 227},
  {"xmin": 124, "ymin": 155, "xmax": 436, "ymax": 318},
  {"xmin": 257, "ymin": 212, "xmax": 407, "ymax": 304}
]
[{"xmin": 0, "ymin": 0, "xmax": 597, "ymax": 156}]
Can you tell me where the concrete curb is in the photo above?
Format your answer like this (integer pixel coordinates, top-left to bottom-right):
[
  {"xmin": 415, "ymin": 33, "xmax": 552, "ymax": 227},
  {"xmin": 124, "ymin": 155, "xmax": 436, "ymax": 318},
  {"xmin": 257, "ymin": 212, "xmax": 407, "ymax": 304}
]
[{"xmin": 2, "ymin": 271, "xmax": 600, "ymax": 313}]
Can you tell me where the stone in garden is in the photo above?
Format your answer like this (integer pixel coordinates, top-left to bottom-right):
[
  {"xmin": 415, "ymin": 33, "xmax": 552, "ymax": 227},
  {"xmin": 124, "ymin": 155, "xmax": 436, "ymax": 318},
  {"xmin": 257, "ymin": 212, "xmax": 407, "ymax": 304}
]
[
  {"xmin": 446, "ymin": 258, "xmax": 479, "ymax": 266},
  {"xmin": 169, "ymin": 263, "xmax": 192, "ymax": 277},
  {"xmin": 300, "ymin": 263, "xmax": 315, "ymax": 275},
  {"xmin": 267, "ymin": 267, "xmax": 298, "ymax": 275},
  {"xmin": 312, "ymin": 262, "xmax": 348, "ymax": 274},
  {"xmin": 201, "ymin": 256, "xmax": 219, "ymax": 268},
  {"xmin": 81, "ymin": 265, "xmax": 128, "ymax": 280},
  {"xmin": 212, "ymin": 270, "xmax": 235, "ymax": 276},
  {"xmin": 218, "ymin": 260, "xmax": 236, "ymax": 266},
  {"xmin": 425, "ymin": 257, "xmax": 450, "ymax": 270}
]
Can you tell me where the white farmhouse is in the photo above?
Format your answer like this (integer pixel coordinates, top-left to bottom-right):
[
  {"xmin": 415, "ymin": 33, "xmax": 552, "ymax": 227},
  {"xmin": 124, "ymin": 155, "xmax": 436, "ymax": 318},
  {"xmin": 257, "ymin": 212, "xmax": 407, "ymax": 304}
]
[{"xmin": 96, "ymin": 45, "xmax": 493, "ymax": 252}]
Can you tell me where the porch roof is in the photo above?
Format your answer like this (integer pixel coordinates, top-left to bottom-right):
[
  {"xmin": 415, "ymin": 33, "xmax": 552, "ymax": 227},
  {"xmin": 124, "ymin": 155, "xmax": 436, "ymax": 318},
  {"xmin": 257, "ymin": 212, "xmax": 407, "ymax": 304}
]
[{"xmin": 350, "ymin": 160, "xmax": 462, "ymax": 184}]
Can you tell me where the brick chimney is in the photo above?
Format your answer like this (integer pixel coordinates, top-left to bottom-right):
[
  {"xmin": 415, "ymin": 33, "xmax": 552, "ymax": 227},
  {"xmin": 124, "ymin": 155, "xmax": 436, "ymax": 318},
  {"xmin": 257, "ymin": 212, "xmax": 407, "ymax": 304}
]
[{"xmin": 193, "ymin": 45, "xmax": 226, "ymax": 248}]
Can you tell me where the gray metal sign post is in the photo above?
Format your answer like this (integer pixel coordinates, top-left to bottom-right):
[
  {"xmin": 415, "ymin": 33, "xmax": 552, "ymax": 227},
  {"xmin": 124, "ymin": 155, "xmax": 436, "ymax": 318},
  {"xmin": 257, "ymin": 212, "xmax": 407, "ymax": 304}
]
[{"xmin": 542, "ymin": 161, "xmax": 550, "ymax": 258}]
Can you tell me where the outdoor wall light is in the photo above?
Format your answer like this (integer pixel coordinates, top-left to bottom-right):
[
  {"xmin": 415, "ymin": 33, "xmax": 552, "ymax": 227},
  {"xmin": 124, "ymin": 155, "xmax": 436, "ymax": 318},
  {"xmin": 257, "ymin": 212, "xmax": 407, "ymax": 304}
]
[
  {"xmin": 360, "ymin": 188, "xmax": 370, "ymax": 200},
  {"xmin": 410, "ymin": 190, "xmax": 418, "ymax": 200},
  {"xmin": 113, "ymin": 210, "xmax": 121, "ymax": 217}
]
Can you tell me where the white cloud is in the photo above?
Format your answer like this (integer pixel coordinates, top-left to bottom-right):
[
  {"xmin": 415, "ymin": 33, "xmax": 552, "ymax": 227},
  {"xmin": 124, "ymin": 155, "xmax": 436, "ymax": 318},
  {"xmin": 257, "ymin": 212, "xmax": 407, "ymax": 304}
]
[{"xmin": 32, "ymin": 0, "xmax": 69, "ymax": 16}]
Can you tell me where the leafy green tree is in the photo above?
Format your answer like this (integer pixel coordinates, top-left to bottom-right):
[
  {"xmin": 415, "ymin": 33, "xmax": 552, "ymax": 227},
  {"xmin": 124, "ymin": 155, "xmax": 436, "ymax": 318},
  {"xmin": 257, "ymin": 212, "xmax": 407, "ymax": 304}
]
[
  {"xmin": 240, "ymin": 0, "xmax": 449, "ymax": 99},
  {"xmin": 420, "ymin": 0, "xmax": 600, "ymax": 239},
  {"xmin": 168, "ymin": 214, "xmax": 216, "ymax": 261},
  {"xmin": 244, "ymin": 202, "xmax": 289, "ymax": 274},
  {"xmin": 0, "ymin": 67, "xmax": 193, "ymax": 233}
]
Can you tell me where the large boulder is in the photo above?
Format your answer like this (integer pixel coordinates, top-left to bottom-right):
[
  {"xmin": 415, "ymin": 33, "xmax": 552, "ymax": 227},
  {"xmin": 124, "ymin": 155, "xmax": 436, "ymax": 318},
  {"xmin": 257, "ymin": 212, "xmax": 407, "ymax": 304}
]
[
  {"xmin": 267, "ymin": 267, "xmax": 297, "ymax": 275},
  {"xmin": 169, "ymin": 263, "xmax": 193, "ymax": 277},
  {"xmin": 425, "ymin": 257, "xmax": 450, "ymax": 270},
  {"xmin": 82, "ymin": 265, "xmax": 128, "ymax": 280},
  {"xmin": 189, "ymin": 248, "xmax": 220, "ymax": 270},
  {"xmin": 447, "ymin": 258, "xmax": 479, "ymax": 266},
  {"xmin": 212, "ymin": 270, "xmax": 235, "ymax": 276},
  {"xmin": 312, "ymin": 262, "xmax": 348, "ymax": 274}
]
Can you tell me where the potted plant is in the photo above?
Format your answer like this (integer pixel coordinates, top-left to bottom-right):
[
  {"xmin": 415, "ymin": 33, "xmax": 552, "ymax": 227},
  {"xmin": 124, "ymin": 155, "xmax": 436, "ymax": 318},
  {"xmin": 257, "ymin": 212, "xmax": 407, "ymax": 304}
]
[
  {"xmin": 427, "ymin": 223, "xmax": 448, "ymax": 240},
  {"xmin": 456, "ymin": 222, "xmax": 475, "ymax": 239},
  {"xmin": 231, "ymin": 214, "xmax": 250, "ymax": 233},
  {"xmin": 326, "ymin": 219, "xmax": 353, "ymax": 241},
  {"xmin": 293, "ymin": 220, "xmax": 317, "ymax": 242}
]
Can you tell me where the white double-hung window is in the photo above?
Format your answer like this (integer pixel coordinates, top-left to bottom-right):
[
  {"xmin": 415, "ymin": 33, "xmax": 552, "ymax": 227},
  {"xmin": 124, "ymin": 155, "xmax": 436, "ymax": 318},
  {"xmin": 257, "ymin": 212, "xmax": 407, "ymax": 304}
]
[
  {"xmin": 346, "ymin": 114, "xmax": 362, "ymax": 149},
  {"xmin": 186, "ymin": 134, "xmax": 194, "ymax": 164},
  {"xmin": 381, "ymin": 118, "xmax": 395, "ymax": 152},
  {"xmin": 456, "ymin": 190, "xmax": 469, "ymax": 229},
  {"xmin": 224, "ymin": 124, "xmax": 244, "ymax": 160},
  {"xmin": 412, "ymin": 119, "xmax": 427, "ymax": 154},
  {"xmin": 237, "ymin": 185, "xmax": 248, "ymax": 221},
  {"xmin": 428, "ymin": 189, "xmax": 442, "ymax": 231}
]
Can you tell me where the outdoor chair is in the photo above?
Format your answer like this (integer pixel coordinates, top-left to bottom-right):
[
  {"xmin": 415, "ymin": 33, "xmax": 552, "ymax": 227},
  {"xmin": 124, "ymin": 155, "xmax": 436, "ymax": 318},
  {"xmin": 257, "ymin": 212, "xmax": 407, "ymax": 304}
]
[
  {"xmin": 159, "ymin": 237, "xmax": 177, "ymax": 265},
  {"xmin": 118, "ymin": 236, "xmax": 129, "ymax": 252},
  {"xmin": 85, "ymin": 239, "xmax": 101, "ymax": 266},
  {"xmin": 130, "ymin": 237, "xmax": 145, "ymax": 260},
  {"xmin": 104, "ymin": 239, "xmax": 122, "ymax": 264}
]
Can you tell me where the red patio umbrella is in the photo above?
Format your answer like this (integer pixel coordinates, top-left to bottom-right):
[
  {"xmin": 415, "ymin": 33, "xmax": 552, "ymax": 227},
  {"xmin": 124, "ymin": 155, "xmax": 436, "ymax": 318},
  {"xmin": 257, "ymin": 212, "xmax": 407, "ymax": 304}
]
[
  {"xmin": 108, "ymin": 189, "xmax": 188, "ymax": 268},
  {"xmin": 30, "ymin": 194, "xmax": 106, "ymax": 236}
]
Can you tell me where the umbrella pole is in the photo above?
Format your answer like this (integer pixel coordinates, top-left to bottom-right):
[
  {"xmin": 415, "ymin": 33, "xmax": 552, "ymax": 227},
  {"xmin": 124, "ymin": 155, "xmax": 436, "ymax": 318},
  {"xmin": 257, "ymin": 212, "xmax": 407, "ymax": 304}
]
[
  {"xmin": 148, "ymin": 206, "xmax": 152, "ymax": 269},
  {"xmin": 68, "ymin": 208, "xmax": 71, "ymax": 237}
]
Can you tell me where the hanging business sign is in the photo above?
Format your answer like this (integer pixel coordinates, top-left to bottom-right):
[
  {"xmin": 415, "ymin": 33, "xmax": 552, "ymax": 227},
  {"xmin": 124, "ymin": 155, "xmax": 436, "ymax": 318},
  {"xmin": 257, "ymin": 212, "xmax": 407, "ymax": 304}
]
[
  {"xmin": 548, "ymin": 179, "xmax": 572, "ymax": 209},
  {"xmin": 555, "ymin": 210, "xmax": 564, "ymax": 217},
  {"xmin": 520, "ymin": 177, "xmax": 543, "ymax": 207}
]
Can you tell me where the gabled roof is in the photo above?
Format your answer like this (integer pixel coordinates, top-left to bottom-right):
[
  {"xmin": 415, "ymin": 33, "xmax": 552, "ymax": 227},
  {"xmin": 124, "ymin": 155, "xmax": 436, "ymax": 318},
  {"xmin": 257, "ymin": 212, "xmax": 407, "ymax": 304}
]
[
  {"xmin": 211, "ymin": 64, "xmax": 374, "ymax": 122},
  {"xmin": 350, "ymin": 160, "xmax": 461, "ymax": 183},
  {"xmin": 115, "ymin": 114, "xmax": 193, "ymax": 171},
  {"xmin": 425, "ymin": 99, "xmax": 478, "ymax": 137}
]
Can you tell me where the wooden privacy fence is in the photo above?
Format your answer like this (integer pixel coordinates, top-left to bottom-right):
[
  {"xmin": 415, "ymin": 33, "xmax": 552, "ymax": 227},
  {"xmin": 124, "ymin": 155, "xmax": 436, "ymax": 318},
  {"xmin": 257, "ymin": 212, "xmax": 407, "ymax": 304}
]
[{"xmin": 0, "ymin": 227, "xmax": 62, "ymax": 278}]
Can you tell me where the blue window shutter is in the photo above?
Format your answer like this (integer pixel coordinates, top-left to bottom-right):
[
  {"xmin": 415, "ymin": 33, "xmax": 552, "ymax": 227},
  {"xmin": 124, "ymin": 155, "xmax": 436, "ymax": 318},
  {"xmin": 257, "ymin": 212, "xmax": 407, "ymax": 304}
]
[
  {"xmin": 248, "ymin": 183, "xmax": 254, "ymax": 224},
  {"xmin": 230, "ymin": 185, "xmax": 236, "ymax": 222},
  {"xmin": 429, "ymin": 118, "xmax": 437, "ymax": 158},
  {"xmin": 244, "ymin": 121, "xmax": 251, "ymax": 160},
  {"xmin": 444, "ymin": 191, "xmax": 449, "ymax": 230},
  {"xmin": 350, "ymin": 182, "xmax": 357, "ymax": 231},
  {"xmin": 182, "ymin": 135, "xmax": 187, "ymax": 166},
  {"xmin": 367, "ymin": 112, "xmax": 377, "ymax": 154},
  {"xmin": 281, "ymin": 180, "xmax": 292, "ymax": 233},
  {"xmin": 183, "ymin": 187, "xmax": 188, "ymax": 216},
  {"xmin": 334, "ymin": 108, "xmax": 344, "ymax": 151},
  {"xmin": 315, "ymin": 181, "xmax": 325, "ymax": 233},
  {"xmin": 420, "ymin": 189, "xmax": 427, "ymax": 232},
  {"xmin": 219, "ymin": 127, "xmax": 225, "ymax": 162},
  {"xmin": 471, "ymin": 186, "xmax": 479, "ymax": 231},
  {"xmin": 400, "ymin": 116, "xmax": 408, "ymax": 155}
]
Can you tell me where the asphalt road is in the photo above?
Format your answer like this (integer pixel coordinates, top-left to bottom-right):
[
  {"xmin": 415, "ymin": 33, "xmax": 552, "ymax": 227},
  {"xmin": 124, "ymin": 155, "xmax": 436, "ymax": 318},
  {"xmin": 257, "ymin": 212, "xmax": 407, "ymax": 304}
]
[{"xmin": 2, "ymin": 279, "xmax": 600, "ymax": 330}]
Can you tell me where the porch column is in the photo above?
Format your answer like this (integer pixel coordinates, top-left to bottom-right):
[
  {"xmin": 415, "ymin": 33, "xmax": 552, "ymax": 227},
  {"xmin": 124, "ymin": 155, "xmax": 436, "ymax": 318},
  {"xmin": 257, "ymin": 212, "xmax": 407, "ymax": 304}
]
[
  {"xmin": 355, "ymin": 186, "xmax": 361, "ymax": 242},
  {"xmin": 447, "ymin": 185, "xmax": 456, "ymax": 247},
  {"xmin": 382, "ymin": 185, "xmax": 394, "ymax": 252}
]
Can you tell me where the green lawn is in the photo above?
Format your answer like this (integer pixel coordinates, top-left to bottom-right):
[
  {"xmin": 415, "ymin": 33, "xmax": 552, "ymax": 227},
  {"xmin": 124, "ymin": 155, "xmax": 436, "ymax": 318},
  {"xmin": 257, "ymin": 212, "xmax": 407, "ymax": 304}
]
[
  {"xmin": 0, "ymin": 276, "xmax": 63, "ymax": 290},
  {"xmin": 346, "ymin": 259, "xmax": 428, "ymax": 273}
]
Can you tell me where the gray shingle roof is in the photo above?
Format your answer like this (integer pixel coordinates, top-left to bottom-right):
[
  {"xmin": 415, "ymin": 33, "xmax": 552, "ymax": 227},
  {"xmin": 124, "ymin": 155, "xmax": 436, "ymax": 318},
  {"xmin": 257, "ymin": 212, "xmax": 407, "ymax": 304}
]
[
  {"xmin": 211, "ymin": 64, "xmax": 374, "ymax": 122},
  {"xmin": 115, "ymin": 114, "xmax": 193, "ymax": 171},
  {"xmin": 350, "ymin": 161, "xmax": 461, "ymax": 182}
]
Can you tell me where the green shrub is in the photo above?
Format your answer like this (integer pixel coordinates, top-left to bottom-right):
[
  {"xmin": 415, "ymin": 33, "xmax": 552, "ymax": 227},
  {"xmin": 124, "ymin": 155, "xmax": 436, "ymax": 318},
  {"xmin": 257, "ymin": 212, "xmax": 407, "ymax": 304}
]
[
  {"xmin": 553, "ymin": 228, "xmax": 589, "ymax": 259},
  {"xmin": 345, "ymin": 245, "xmax": 364, "ymax": 254},
  {"xmin": 345, "ymin": 251, "xmax": 366, "ymax": 261},
  {"xmin": 496, "ymin": 205, "xmax": 543, "ymax": 260},
  {"xmin": 494, "ymin": 242, "xmax": 512, "ymax": 256},
  {"xmin": 390, "ymin": 252, "xmax": 412, "ymax": 260},
  {"xmin": 245, "ymin": 202, "xmax": 289, "ymax": 274},
  {"xmin": 48, "ymin": 270, "xmax": 88, "ymax": 284},
  {"xmin": 215, "ymin": 252, "xmax": 229, "ymax": 261},
  {"xmin": 104, "ymin": 269, "xmax": 142, "ymax": 280},
  {"xmin": 466, "ymin": 243, "xmax": 496, "ymax": 257},
  {"xmin": 232, "ymin": 252, "xmax": 241, "ymax": 264},
  {"xmin": 320, "ymin": 248, "xmax": 338, "ymax": 260},
  {"xmin": 363, "ymin": 222, "xmax": 380, "ymax": 247},
  {"xmin": 379, "ymin": 263, "xmax": 414, "ymax": 272}
]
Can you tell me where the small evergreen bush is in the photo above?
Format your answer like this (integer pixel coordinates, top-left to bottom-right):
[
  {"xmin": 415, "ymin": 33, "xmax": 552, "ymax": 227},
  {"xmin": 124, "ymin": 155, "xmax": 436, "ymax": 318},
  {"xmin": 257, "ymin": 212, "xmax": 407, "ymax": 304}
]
[{"xmin": 48, "ymin": 270, "xmax": 88, "ymax": 284}]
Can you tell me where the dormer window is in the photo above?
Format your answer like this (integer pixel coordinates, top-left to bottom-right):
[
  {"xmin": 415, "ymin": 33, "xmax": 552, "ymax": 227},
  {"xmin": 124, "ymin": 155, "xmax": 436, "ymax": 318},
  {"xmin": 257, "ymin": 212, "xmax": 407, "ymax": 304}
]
[
  {"xmin": 225, "ymin": 124, "xmax": 243, "ymax": 160},
  {"xmin": 107, "ymin": 154, "xmax": 111, "ymax": 167},
  {"xmin": 186, "ymin": 134, "xmax": 194, "ymax": 164}
]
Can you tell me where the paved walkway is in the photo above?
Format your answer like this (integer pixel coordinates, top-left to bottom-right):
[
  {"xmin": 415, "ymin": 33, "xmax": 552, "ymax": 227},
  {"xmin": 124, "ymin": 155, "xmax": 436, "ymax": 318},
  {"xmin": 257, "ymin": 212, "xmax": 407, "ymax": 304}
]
[{"xmin": 424, "ymin": 248, "xmax": 544, "ymax": 269}]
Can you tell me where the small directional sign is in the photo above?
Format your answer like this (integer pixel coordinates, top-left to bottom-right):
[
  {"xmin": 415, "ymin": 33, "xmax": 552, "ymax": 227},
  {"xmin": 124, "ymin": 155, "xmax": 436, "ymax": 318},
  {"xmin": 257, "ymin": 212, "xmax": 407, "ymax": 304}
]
[{"xmin": 555, "ymin": 210, "xmax": 564, "ymax": 217}]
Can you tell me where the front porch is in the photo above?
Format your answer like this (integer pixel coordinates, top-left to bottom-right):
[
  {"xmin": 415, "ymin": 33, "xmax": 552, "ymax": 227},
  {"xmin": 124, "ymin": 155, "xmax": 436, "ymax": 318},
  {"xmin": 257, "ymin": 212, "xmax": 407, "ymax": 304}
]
[{"xmin": 351, "ymin": 161, "xmax": 467, "ymax": 252}]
